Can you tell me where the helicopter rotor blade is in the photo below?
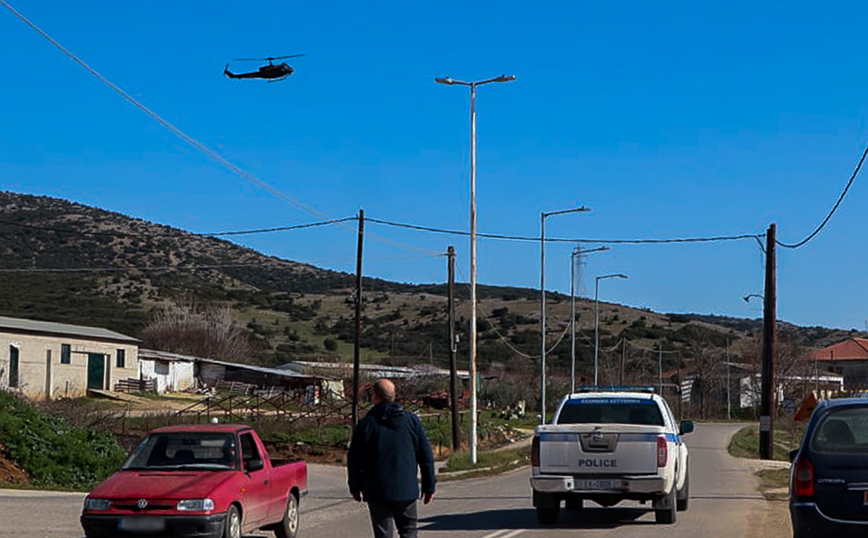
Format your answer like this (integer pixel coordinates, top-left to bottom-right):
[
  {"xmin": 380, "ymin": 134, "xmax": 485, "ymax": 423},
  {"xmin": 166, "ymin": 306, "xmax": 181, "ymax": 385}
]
[{"xmin": 230, "ymin": 54, "xmax": 307, "ymax": 62}]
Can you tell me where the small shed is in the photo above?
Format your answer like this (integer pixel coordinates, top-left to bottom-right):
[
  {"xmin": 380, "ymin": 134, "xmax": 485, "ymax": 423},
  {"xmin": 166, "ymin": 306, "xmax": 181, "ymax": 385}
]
[{"xmin": 137, "ymin": 349, "xmax": 197, "ymax": 394}]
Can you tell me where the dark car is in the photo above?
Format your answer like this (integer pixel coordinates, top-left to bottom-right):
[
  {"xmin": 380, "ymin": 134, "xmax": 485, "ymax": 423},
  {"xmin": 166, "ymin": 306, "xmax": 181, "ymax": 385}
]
[{"xmin": 789, "ymin": 398, "xmax": 868, "ymax": 538}]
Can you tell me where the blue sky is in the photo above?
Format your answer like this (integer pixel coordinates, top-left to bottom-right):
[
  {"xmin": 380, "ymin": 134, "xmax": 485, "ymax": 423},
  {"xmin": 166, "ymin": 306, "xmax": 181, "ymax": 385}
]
[{"xmin": 2, "ymin": 1, "xmax": 867, "ymax": 330}]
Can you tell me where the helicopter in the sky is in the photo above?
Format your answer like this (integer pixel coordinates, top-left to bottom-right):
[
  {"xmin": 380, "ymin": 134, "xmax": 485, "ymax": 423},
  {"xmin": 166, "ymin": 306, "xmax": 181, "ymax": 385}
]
[{"xmin": 223, "ymin": 54, "xmax": 306, "ymax": 82}]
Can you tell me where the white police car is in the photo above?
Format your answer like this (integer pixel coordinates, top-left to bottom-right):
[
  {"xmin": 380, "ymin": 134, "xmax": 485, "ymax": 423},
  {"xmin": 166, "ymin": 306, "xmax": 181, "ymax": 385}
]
[{"xmin": 530, "ymin": 386, "xmax": 694, "ymax": 525}]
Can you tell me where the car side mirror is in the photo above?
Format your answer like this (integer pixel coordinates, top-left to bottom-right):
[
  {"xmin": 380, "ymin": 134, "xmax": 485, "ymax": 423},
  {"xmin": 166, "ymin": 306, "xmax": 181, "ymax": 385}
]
[
  {"xmin": 245, "ymin": 459, "xmax": 264, "ymax": 472},
  {"xmin": 679, "ymin": 421, "xmax": 695, "ymax": 435},
  {"xmin": 789, "ymin": 449, "xmax": 798, "ymax": 463}
]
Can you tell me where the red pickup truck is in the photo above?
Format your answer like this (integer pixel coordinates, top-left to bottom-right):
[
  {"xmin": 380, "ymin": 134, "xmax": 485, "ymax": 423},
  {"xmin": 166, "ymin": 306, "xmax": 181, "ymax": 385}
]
[{"xmin": 80, "ymin": 424, "xmax": 307, "ymax": 538}]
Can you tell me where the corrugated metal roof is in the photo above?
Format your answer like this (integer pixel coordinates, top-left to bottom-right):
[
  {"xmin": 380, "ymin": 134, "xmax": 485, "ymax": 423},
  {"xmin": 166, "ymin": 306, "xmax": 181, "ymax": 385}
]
[
  {"xmin": 0, "ymin": 315, "xmax": 138, "ymax": 343},
  {"xmin": 280, "ymin": 361, "xmax": 470, "ymax": 379},
  {"xmin": 196, "ymin": 357, "xmax": 324, "ymax": 380},
  {"xmin": 139, "ymin": 349, "xmax": 199, "ymax": 362},
  {"xmin": 812, "ymin": 338, "xmax": 868, "ymax": 362},
  {"xmin": 140, "ymin": 349, "xmax": 325, "ymax": 379}
]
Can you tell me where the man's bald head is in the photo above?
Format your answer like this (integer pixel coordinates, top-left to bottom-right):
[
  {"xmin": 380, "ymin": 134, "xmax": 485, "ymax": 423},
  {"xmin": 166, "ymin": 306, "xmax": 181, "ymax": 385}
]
[{"xmin": 373, "ymin": 379, "xmax": 396, "ymax": 403}]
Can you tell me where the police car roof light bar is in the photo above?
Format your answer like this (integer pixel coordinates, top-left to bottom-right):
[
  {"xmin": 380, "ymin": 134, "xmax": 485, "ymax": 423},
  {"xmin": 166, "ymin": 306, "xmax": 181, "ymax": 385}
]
[{"xmin": 572, "ymin": 385, "xmax": 656, "ymax": 394}]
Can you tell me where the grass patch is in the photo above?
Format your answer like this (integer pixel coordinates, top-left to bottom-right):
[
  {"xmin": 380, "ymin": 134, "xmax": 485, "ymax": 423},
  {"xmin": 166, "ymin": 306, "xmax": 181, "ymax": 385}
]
[
  {"xmin": 442, "ymin": 446, "xmax": 530, "ymax": 474},
  {"xmin": 728, "ymin": 425, "xmax": 803, "ymax": 462},
  {"xmin": 757, "ymin": 468, "xmax": 790, "ymax": 490},
  {"xmin": 0, "ymin": 389, "xmax": 127, "ymax": 490}
]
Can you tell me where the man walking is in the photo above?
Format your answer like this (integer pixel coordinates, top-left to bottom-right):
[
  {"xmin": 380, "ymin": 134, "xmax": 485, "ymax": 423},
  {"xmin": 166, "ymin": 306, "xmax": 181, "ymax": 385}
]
[{"xmin": 348, "ymin": 379, "xmax": 436, "ymax": 538}]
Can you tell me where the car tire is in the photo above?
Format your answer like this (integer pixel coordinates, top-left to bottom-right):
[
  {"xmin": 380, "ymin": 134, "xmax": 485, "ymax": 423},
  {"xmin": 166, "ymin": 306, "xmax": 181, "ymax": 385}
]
[
  {"xmin": 536, "ymin": 506, "xmax": 560, "ymax": 525},
  {"xmin": 274, "ymin": 492, "xmax": 299, "ymax": 538},
  {"xmin": 655, "ymin": 489, "xmax": 677, "ymax": 524},
  {"xmin": 565, "ymin": 496, "xmax": 584, "ymax": 513},
  {"xmin": 677, "ymin": 471, "xmax": 689, "ymax": 512},
  {"xmin": 223, "ymin": 505, "xmax": 242, "ymax": 538}
]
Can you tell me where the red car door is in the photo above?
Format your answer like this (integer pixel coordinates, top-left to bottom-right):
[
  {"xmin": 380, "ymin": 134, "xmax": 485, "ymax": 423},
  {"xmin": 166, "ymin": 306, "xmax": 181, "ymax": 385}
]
[{"xmin": 239, "ymin": 432, "xmax": 271, "ymax": 529}]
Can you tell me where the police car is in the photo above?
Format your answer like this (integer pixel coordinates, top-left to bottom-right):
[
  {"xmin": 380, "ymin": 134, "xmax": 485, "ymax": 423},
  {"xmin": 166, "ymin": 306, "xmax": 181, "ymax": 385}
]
[{"xmin": 530, "ymin": 386, "xmax": 694, "ymax": 525}]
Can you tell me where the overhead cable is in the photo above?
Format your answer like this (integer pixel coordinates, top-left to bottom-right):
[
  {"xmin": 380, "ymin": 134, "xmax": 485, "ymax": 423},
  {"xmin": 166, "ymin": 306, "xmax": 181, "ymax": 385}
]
[
  {"xmin": 0, "ymin": 1, "xmax": 435, "ymax": 255},
  {"xmin": 776, "ymin": 139, "xmax": 868, "ymax": 249},
  {"xmin": 367, "ymin": 217, "xmax": 761, "ymax": 245},
  {"xmin": 0, "ymin": 216, "xmax": 357, "ymax": 238}
]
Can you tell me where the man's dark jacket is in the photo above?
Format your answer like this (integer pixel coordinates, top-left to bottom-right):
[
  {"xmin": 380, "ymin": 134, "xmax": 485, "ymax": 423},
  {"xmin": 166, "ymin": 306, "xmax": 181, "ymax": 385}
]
[{"xmin": 347, "ymin": 402, "xmax": 436, "ymax": 503}]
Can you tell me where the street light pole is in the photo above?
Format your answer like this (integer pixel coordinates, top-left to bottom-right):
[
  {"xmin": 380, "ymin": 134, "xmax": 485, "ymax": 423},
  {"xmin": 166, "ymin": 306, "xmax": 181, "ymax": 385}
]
[
  {"xmin": 540, "ymin": 206, "xmax": 590, "ymax": 424},
  {"xmin": 570, "ymin": 246, "xmax": 608, "ymax": 393},
  {"xmin": 436, "ymin": 74, "xmax": 515, "ymax": 465},
  {"xmin": 594, "ymin": 273, "xmax": 628, "ymax": 385}
]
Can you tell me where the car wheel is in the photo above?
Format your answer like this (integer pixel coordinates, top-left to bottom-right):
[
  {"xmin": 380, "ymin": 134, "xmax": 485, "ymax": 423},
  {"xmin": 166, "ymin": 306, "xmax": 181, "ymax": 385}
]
[
  {"xmin": 565, "ymin": 496, "xmax": 584, "ymax": 513},
  {"xmin": 274, "ymin": 492, "xmax": 299, "ymax": 538},
  {"xmin": 655, "ymin": 489, "xmax": 677, "ymax": 524},
  {"xmin": 677, "ymin": 471, "xmax": 689, "ymax": 512},
  {"xmin": 223, "ymin": 505, "xmax": 241, "ymax": 538},
  {"xmin": 536, "ymin": 506, "xmax": 560, "ymax": 525}
]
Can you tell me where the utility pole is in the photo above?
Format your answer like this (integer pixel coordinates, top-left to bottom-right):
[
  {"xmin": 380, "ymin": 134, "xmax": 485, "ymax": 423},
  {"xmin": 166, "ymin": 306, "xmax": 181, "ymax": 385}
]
[
  {"xmin": 760, "ymin": 224, "xmax": 777, "ymax": 460},
  {"xmin": 726, "ymin": 338, "xmax": 731, "ymax": 421},
  {"xmin": 658, "ymin": 343, "xmax": 663, "ymax": 394},
  {"xmin": 351, "ymin": 209, "xmax": 365, "ymax": 428},
  {"xmin": 620, "ymin": 339, "xmax": 627, "ymax": 386},
  {"xmin": 570, "ymin": 248, "xmax": 579, "ymax": 393},
  {"xmin": 447, "ymin": 246, "xmax": 460, "ymax": 451}
]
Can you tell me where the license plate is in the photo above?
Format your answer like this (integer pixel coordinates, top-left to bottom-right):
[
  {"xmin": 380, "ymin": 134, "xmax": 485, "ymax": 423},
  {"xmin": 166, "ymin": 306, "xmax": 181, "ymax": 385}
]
[
  {"xmin": 579, "ymin": 479, "xmax": 615, "ymax": 490},
  {"xmin": 119, "ymin": 517, "xmax": 165, "ymax": 533}
]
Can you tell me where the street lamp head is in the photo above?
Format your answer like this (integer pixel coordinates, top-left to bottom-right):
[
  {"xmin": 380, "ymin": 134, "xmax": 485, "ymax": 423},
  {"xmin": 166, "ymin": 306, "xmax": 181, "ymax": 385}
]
[
  {"xmin": 435, "ymin": 77, "xmax": 455, "ymax": 85},
  {"xmin": 743, "ymin": 295, "xmax": 750, "ymax": 303},
  {"xmin": 493, "ymin": 75, "xmax": 517, "ymax": 83},
  {"xmin": 615, "ymin": 274, "xmax": 628, "ymax": 279}
]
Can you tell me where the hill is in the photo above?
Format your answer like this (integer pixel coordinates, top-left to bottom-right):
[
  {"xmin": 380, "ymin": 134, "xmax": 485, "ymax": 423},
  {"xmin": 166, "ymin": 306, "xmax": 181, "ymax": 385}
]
[{"xmin": 0, "ymin": 191, "xmax": 863, "ymax": 384}]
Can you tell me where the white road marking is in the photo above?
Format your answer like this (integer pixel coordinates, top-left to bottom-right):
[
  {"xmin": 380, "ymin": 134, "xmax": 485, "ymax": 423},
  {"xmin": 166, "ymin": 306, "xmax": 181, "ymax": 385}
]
[{"xmin": 481, "ymin": 530, "xmax": 525, "ymax": 538}]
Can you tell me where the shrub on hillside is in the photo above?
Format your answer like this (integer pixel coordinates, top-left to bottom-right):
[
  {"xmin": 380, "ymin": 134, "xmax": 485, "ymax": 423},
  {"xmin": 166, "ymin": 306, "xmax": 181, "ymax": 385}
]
[{"xmin": 0, "ymin": 390, "xmax": 127, "ymax": 490}]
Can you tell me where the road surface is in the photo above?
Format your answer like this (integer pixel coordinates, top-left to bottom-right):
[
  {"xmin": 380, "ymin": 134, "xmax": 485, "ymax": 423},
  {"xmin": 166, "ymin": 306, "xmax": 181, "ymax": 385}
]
[{"xmin": 0, "ymin": 423, "xmax": 790, "ymax": 538}]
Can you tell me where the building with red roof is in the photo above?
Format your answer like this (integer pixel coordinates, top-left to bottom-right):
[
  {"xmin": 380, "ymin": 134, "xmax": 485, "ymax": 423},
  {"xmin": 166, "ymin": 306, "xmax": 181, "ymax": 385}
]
[{"xmin": 812, "ymin": 338, "xmax": 868, "ymax": 390}]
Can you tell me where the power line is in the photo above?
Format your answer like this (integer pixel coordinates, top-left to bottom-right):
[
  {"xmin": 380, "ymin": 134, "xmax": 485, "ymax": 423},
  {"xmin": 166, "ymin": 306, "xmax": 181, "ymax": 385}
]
[
  {"xmin": 0, "ymin": 0, "xmax": 329, "ymax": 221},
  {"xmin": 0, "ymin": 1, "xmax": 434, "ymax": 256},
  {"xmin": 367, "ymin": 217, "xmax": 762, "ymax": 245},
  {"xmin": 204, "ymin": 217, "xmax": 358, "ymax": 236},
  {"xmin": 0, "ymin": 216, "xmax": 357, "ymax": 238},
  {"xmin": 776, "ymin": 140, "xmax": 868, "ymax": 249}
]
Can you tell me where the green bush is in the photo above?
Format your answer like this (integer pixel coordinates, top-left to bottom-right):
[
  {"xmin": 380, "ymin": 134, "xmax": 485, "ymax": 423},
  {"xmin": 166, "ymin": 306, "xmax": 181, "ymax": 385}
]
[{"xmin": 0, "ymin": 390, "xmax": 127, "ymax": 490}]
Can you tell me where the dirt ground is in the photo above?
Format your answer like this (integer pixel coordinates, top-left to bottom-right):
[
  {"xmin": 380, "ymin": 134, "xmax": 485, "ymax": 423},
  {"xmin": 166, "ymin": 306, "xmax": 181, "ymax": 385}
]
[{"xmin": 0, "ymin": 446, "xmax": 29, "ymax": 484}]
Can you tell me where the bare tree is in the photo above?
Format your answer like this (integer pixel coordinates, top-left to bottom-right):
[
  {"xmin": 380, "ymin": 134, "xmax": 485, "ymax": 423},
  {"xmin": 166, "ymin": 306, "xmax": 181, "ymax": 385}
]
[{"xmin": 142, "ymin": 298, "xmax": 251, "ymax": 361}]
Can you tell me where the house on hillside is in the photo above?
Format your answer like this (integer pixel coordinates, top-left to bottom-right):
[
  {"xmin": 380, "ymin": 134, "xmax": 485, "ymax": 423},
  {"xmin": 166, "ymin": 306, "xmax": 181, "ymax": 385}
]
[
  {"xmin": 0, "ymin": 315, "xmax": 139, "ymax": 400},
  {"xmin": 812, "ymin": 338, "xmax": 868, "ymax": 390}
]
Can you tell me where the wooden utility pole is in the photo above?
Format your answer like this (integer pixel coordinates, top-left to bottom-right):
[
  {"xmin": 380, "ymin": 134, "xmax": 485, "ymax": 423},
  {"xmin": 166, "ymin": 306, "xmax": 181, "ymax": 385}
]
[
  {"xmin": 760, "ymin": 223, "xmax": 777, "ymax": 460},
  {"xmin": 447, "ymin": 246, "xmax": 460, "ymax": 451},
  {"xmin": 619, "ymin": 339, "xmax": 626, "ymax": 385},
  {"xmin": 351, "ymin": 209, "xmax": 365, "ymax": 428}
]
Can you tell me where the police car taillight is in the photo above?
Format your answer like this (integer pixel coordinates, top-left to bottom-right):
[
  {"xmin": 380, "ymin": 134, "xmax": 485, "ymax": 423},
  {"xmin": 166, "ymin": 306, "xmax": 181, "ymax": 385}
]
[
  {"xmin": 531, "ymin": 435, "xmax": 540, "ymax": 467},
  {"xmin": 657, "ymin": 435, "xmax": 668, "ymax": 467}
]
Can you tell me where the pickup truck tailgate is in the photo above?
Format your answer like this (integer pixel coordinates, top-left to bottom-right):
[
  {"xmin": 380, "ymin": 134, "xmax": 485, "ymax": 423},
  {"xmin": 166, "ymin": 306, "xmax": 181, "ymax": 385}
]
[{"xmin": 538, "ymin": 424, "xmax": 665, "ymax": 475}]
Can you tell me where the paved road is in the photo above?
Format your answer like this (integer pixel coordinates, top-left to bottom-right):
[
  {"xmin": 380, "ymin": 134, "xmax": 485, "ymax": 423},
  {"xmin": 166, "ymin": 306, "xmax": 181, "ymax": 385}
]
[{"xmin": 0, "ymin": 423, "xmax": 789, "ymax": 538}]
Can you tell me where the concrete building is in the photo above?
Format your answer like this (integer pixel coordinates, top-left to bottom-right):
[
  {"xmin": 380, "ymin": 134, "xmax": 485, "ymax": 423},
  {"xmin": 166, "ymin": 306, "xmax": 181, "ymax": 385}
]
[
  {"xmin": 137, "ymin": 349, "xmax": 197, "ymax": 393},
  {"xmin": 0, "ymin": 316, "xmax": 139, "ymax": 400}
]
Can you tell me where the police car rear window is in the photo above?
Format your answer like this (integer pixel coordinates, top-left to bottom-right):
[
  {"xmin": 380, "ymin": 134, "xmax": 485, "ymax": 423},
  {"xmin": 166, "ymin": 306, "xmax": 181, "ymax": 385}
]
[{"xmin": 557, "ymin": 399, "xmax": 664, "ymax": 426}]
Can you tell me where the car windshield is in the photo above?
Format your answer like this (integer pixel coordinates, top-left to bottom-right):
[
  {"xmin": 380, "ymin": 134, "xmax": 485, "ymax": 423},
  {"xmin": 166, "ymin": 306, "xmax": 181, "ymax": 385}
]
[
  {"xmin": 122, "ymin": 433, "xmax": 236, "ymax": 471},
  {"xmin": 811, "ymin": 407, "xmax": 868, "ymax": 454},
  {"xmin": 557, "ymin": 398, "xmax": 665, "ymax": 426}
]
